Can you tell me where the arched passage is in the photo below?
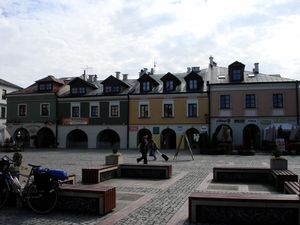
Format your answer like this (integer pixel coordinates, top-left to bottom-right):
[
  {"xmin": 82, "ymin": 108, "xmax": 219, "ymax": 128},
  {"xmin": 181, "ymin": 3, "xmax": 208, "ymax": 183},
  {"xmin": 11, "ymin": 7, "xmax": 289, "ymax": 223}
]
[
  {"xmin": 66, "ymin": 129, "xmax": 88, "ymax": 149},
  {"xmin": 97, "ymin": 129, "xmax": 120, "ymax": 149},
  {"xmin": 36, "ymin": 127, "xmax": 55, "ymax": 148},
  {"xmin": 137, "ymin": 129, "xmax": 152, "ymax": 147},
  {"xmin": 243, "ymin": 124, "xmax": 260, "ymax": 149},
  {"xmin": 185, "ymin": 128, "xmax": 200, "ymax": 149},
  {"xmin": 14, "ymin": 128, "xmax": 30, "ymax": 148},
  {"xmin": 161, "ymin": 128, "xmax": 176, "ymax": 149}
]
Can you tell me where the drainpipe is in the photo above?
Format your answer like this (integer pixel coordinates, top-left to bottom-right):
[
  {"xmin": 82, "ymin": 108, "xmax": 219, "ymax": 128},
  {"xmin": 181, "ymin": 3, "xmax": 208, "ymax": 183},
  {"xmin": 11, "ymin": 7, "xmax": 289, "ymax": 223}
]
[
  {"xmin": 127, "ymin": 94, "xmax": 130, "ymax": 149},
  {"xmin": 55, "ymin": 94, "xmax": 58, "ymax": 148},
  {"xmin": 297, "ymin": 81, "xmax": 299, "ymax": 125},
  {"xmin": 207, "ymin": 81, "xmax": 211, "ymax": 138}
]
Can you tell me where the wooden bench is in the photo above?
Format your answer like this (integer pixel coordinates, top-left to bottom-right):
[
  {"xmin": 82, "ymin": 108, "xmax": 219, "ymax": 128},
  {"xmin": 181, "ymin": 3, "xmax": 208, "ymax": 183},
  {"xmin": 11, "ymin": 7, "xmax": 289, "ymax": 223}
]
[
  {"xmin": 82, "ymin": 165, "xmax": 118, "ymax": 183},
  {"xmin": 118, "ymin": 164, "xmax": 172, "ymax": 179},
  {"xmin": 284, "ymin": 181, "xmax": 300, "ymax": 195},
  {"xmin": 57, "ymin": 184, "xmax": 116, "ymax": 215},
  {"xmin": 213, "ymin": 167, "xmax": 271, "ymax": 182},
  {"xmin": 189, "ymin": 191, "xmax": 300, "ymax": 224},
  {"xmin": 59, "ymin": 173, "xmax": 76, "ymax": 185},
  {"xmin": 271, "ymin": 169, "xmax": 298, "ymax": 191}
]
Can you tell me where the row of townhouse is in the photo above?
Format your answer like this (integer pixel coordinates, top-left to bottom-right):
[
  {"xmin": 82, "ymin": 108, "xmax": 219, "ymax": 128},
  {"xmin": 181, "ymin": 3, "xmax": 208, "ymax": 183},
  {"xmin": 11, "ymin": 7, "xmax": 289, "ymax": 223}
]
[{"xmin": 5, "ymin": 56, "xmax": 299, "ymax": 150}]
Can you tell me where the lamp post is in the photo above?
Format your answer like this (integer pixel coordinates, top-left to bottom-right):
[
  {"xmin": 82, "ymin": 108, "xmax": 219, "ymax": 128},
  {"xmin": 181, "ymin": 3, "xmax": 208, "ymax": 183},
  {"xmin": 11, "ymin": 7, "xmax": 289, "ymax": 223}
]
[{"xmin": 204, "ymin": 113, "xmax": 209, "ymax": 124}]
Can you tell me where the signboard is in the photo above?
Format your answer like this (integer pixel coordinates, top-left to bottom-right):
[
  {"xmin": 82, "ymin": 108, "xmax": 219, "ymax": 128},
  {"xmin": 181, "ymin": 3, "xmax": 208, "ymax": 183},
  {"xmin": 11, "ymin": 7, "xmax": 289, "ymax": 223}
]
[
  {"xmin": 275, "ymin": 138, "xmax": 285, "ymax": 151},
  {"xmin": 62, "ymin": 118, "xmax": 89, "ymax": 125},
  {"xmin": 129, "ymin": 126, "xmax": 138, "ymax": 132},
  {"xmin": 153, "ymin": 127, "xmax": 159, "ymax": 134},
  {"xmin": 216, "ymin": 119, "xmax": 232, "ymax": 124}
]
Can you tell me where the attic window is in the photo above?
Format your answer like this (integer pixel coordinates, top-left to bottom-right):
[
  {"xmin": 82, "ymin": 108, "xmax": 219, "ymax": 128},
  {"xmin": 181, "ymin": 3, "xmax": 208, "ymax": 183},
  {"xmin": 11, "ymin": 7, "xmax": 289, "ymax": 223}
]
[
  {"xmin": 233, "ymin": 69, "xmax": 242, "ymax": 80},
  {"xmin": 142, "ymin": 81, "xmax": 151, "ymax": 92},
  {"xmin": 39, "ymin": 83, "xmax": 52, "ymax": 91},
  {"xmin": 165, "ymin": 81, "xmax": 174, "ymax": 90}
]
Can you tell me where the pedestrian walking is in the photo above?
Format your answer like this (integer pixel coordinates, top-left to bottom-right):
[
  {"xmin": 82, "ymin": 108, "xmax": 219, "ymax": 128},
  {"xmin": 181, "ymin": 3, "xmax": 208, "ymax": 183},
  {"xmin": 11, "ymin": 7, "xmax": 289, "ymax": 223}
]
[
  {"xmin": 137, "ymin": 136, "xmax": 148, "ymax": 164},
  {"xmin": 149, "ymin": 139, "xmax": 158, "ymax": 161}
]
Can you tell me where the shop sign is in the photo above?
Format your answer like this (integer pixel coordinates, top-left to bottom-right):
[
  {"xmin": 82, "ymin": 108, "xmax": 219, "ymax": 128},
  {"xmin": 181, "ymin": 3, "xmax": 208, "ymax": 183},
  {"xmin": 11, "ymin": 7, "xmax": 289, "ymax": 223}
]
[
  {"xmin": 216, "ymin": 119, "xmax": 232, "ymax": 124},
  {"xmin": 260, "ymin": 120, "xmax": 271, "ymax": 125},
  {"xmin": 153, "ymin": 127, "xmax": 160, "ymax": 134},
  {"xmin": 234, "ymin": 119, "xmax": 244, "ymax": 123},
  {"xmin": 129, "ymin": 126, "xmax": 138, "ymax": 132},
  {"xmin": 246, "ymin": 119, "xmax": 257, "ymax": 123},
  {"xmin": 62, "ymin": 118, "xmax": 89, "ymax": 125}
]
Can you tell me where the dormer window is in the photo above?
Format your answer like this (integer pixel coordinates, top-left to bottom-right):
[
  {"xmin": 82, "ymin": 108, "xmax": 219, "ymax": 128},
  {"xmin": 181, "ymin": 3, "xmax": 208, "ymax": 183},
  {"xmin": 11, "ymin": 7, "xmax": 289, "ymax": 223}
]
[
  {"xmin": 228, "ymin": 61, "xmax": 245, "ymax": 82},
  {"xmin": 189, "ymin": 80, "xmax": 198, "ymax": 90},
  {"xmin": 142, "ymin": 81, "xmax": 151, "ymax": 92},
  {"xmin": 104, "ymin": 85, "xmax": 120, "ymax": 93},
  {"xmin": 39, "ymin": 83, "xmax": 52, "ymax": 91},
  {"xmin": 71, "ymin": 87, "xmax": 86, "ymax": 95},
  {"xmin": 166, "ymin": 81, "xmax": 174, "ymax": 90},
  {"xmin": 233, "ymin": 69, "xmax": 242, "ymax": 81}
]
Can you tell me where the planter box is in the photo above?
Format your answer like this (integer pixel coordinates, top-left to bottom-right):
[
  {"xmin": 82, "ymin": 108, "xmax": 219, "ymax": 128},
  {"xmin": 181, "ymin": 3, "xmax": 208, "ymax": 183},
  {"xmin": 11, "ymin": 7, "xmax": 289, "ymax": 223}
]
[
  {"xmin": 105, "ymin": 155, "xmax": 123, "ymax": 165},
  {"xmin": 270, "ymin": 158, "xmax": 288, "ymax": 169}
]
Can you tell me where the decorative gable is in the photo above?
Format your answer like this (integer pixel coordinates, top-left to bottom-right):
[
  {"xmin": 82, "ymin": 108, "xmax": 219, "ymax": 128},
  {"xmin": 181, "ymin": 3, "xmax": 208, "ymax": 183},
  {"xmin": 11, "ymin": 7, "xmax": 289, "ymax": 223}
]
[
  {"xmin": 160, "ymin": 72, "xmax": 181, "ymax": 91},
  {"xmin": 101, "ymin": 75, "xmax": 130, "ymax": 94},
  {"xmin": 228, "ymin": 61, "xmax": 245, "ymax": 82},
  {"xmin": 137, "ymin": 74, "xmax": 159, "ymax": 92},
  {"xmin": 68, "ymin": 77, "xmax": 97, "ymax": 96},
  {"xmin": 184, "ymin": 71, "xmax": 204, "ymax": 91}
]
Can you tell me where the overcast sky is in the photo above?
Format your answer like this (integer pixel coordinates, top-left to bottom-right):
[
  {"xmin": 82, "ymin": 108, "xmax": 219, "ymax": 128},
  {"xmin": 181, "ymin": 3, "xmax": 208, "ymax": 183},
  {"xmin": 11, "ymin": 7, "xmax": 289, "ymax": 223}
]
[{"xmin": 1, "ymin": 0, "xmax": 300, "ymax": 88}]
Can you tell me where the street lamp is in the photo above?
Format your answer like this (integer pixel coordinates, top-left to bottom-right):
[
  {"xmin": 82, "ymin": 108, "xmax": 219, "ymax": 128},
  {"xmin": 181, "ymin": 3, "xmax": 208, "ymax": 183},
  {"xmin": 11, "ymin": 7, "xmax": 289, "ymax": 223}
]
[{"xmin": 204, "ymin": 113, "xmax": 209, "ymax": 124}]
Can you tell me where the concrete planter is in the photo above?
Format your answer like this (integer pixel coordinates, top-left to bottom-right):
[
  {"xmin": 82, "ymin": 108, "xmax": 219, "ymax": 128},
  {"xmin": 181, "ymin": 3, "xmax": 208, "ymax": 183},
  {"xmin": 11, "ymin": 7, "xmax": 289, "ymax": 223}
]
[
  {"xmin": 270, "ymin": 158, "xmax": 288, "ymax": 169},
  {"xmin": 105, "ymin": 155, "xmax": 123, "ymax": 165}
]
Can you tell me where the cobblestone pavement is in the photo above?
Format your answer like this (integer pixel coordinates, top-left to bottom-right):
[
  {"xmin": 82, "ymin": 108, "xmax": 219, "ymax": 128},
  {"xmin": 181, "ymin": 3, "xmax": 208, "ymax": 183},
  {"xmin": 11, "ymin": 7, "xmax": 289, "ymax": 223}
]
[{"xmin": 1, "ymin": 148, "xmax": 299, "ymax": 225}]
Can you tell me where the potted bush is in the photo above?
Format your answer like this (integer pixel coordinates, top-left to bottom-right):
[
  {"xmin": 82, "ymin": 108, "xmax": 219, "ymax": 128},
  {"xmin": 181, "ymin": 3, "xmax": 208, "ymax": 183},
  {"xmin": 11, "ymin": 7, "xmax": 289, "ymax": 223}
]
[
  {"xmin": 105, "ymin": 148, "xmax": 123, "ymax": 165},
  {"xmin": 270, "ymin": 148, "xmax": 288, "ymax": 169}
]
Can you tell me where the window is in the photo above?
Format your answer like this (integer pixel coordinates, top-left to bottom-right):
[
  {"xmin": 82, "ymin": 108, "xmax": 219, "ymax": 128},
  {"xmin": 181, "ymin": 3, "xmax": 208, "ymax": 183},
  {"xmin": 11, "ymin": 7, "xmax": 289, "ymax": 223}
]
[
  {"xmin": 111, "ymin": 105, "xmax": 118, "ymax": 116},
  {"xmin": 46, "ymin": 83, "xmax": 52, "ymax": 90},
  {"xmin": 18, "ymin": 104, "xmax": 27, "ymax": 116},
  {"xmin": 164, "ymin": 104, "xmax": 173, "ymax": 117},
  {"xmin": 2, "ymin": 89, "xmax": 6, "ymax": 100},
  {"xmin": 233, "ymin": 69, "xmax": 242, "ymax": 80},
  {"xmin": 245, "ymin": 94, "xmax": 256, "ymax": 108},
  {"xmin": 105, "ymin": 86, "xmax": 112, "ymax": 92},
  {"xmin": 113, "ymin": 86, "xmax": 120, "ymax": 93},
  {"xmin": 188, "ymin": 103, "xmax": 197, "ymax": 117},
  {"xmin": 166, "ymin": 81, "xmax": 174, "ymax": 90},
  {"xmin": 39, "ymin": 84, "xmax": 45, "ymax": 90},
  {"xmin": 41, "ymin": 103, "xmax": 50, "ymax": 116},
  {"xmin": 189, "ymin": 80, "xmax": 197, "ymax": 90},
  {"xmin": 273, "ymin": 94, "xmax": 283, "ymax": 108},
  {"xmin": 1, "ymin": 107, "xmax": 5, "ymax": 118},
  {"xmin": 140, "ymin": 105, "xmax": 149, "ymax": 118},
  {"xmin": 220, "ymin": 95, "xmax": 230, "ymax": 109},
  {"xmin": 90, "ymin": 102, "xmax": 99, "ymax": 117},
  {"xmin": 71, "ymin": 87, "xmax": 78, "ymax": 94},
  {"xmin": 71, "ymin": 103, "xmax": 80, "ymax": 117},
  {"xmin": 142, "ymin": 82, "xmax": 151, "ymax": 91},
  {"xmin": 79, "ymin": 87, "xmax": 85, "ymax": 94},
  {"xmin": 109, "ymin": 101, "xmax": 120, "ymax": 117}
]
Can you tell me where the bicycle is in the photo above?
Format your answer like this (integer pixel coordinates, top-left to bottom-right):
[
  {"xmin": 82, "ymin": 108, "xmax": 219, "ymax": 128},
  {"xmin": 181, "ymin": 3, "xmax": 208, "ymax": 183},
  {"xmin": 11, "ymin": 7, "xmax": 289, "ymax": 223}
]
[{"xmin": 0, "ymin": 155, "xmax": 67, "ymax": 214}]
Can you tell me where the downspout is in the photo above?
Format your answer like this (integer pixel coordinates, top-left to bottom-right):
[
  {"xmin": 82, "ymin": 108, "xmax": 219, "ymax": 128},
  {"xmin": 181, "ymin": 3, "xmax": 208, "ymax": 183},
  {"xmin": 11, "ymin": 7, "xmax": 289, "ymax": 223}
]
[
  {"xmin": 296, "ymin": 81, "xmax": 299, "ymax": 125},
  {"xmin": 127, "ymin": 94, "xmax": 130, "ymax": 149},
  {"xmin": 55, "ymin": 94, "xmax": 58, "ymax": 148},
  {"xmin": 207, "ymin": 81, "xmax": 211, "ymax": 138}
]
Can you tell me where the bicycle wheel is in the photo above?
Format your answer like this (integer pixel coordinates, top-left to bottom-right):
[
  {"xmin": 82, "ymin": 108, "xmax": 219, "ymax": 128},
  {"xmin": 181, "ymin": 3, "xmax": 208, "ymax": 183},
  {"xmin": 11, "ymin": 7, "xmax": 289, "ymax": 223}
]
[
  {"xmin": 27, "ymin": 184, "xmax": 58, "ymax": 214},
  {"xmin": 0, "ymin": 179, "xmax": 9, "ymax": 209}
]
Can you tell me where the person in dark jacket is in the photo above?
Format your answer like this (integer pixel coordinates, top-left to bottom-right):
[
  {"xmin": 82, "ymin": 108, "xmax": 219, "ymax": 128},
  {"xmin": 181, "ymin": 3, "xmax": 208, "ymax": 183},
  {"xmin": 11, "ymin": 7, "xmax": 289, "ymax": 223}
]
[{"xmin": 137, "ymin": 135, "xmax": 148, "ymax": 164}]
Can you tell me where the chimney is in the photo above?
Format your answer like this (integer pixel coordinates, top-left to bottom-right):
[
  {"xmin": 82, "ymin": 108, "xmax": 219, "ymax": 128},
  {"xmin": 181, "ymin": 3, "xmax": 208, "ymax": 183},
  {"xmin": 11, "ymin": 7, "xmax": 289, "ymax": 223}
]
[
  {"xmin": 83, "ymin": 70, "xmax": 86, "ymax": 80},
  {"xmin": 192, "ymin": 67, "xmax": 200, "ymax": 72},
  {"xmin": 209, "ymin": 55, "xmax": 214, "ymax": 67},
  {"xmin": 187, "ymin": 67, "xmax": 191, "ymax": 74},
  {"xmin": 94, "ymin": 74, "xmax": 97, "ymax": 82},
  {"xmin": 150, "ymin": 68, "xmax": 154, "ymax": 75},
  {"xmin": 144, "ymin": 68, "xmax": 148, "ymax": 75},
  {"xmin": 115, "ymin": 71, "xmax": 121, "ymax": 79},
  {"xmin": 123, "ymin": 74, "xmax": 128, "ymax": 81},
  {"xmin": 88, "ymin": 75, "xmax": 94, "ymax": 82},
  {"xmin": 254, "ymin": 63, "xmax": 259, "ymax": 73}
]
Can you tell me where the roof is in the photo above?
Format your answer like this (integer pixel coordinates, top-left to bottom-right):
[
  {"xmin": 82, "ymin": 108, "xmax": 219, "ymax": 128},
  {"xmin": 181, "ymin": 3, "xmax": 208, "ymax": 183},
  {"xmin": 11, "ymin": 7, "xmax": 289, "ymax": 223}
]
[
  {"xmin": 208, "ymin": 65, "xmax": 296, "ymax": 84},
  {"xmin": 0, "ymin": 78, "xmax": 22, "ymax": 89}
]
